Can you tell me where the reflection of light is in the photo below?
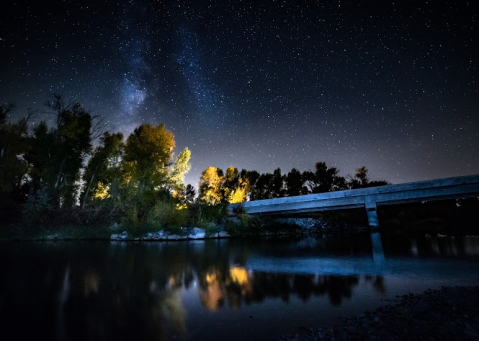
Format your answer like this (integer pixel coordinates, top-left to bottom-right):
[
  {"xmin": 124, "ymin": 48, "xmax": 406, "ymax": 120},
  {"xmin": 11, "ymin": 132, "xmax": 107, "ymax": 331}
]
[
  {"xmin": 229, "ymin": 267, "xmax": 249, "ymax": 285},
  {"xmin": 161, "ymin": 290, "xmax": 186, "ymax": 338},
  {"xmin": 201, "ymin": 271, "xmax": 224, "ymax": 311}
]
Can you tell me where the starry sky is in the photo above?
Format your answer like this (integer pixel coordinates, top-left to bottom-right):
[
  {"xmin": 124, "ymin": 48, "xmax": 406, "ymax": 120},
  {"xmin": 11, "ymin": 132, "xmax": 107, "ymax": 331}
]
[{"xmin": 1, "ymin": 0, "xmax": 478, "ymax": 188}]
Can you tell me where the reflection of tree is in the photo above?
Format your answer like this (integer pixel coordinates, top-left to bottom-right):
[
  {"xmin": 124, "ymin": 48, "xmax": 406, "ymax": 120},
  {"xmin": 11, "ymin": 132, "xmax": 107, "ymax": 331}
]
[
  {"xmin": 317, "ymin": 275, "xmax": 359, "ymax": 306},
  {"xmin": 196, "ymin": 267, "xmax": 367, "ymax": 310},
  {"xmin": 365, "ymin": 275, "xmax": 386, "ymax": 294},
  {"xmin": 0, "ymin": 239, "xmax": 389, "ymax": 340},
  {"xmin": 200, "ymin": 271, "xmax": 225, "ymax": 311}
]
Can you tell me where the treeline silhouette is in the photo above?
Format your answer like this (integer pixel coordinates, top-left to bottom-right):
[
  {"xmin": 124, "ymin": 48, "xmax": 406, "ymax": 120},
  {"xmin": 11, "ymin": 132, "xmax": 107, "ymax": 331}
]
[{"xmin": 198, "ymin": 163, "xmax": 389, "ymax": 205}]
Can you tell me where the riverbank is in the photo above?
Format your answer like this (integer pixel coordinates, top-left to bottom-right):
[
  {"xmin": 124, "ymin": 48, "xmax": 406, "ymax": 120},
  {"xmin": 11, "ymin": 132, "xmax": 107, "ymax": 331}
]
[{"xmin": 278, "ymin": 285, "xmax": 479, "ymax": 341}]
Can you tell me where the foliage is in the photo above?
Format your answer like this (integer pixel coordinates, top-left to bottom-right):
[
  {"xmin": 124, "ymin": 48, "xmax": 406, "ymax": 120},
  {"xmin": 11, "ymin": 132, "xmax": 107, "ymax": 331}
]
[
  {"xmin": 198, "ymin": 162, "xmax": 388, "ymax": 204},
  {"xmin": 187, "ymin": 201, "xmax": 228, "ymax": 229},
  {"xmin": 224, "ymin": 213, "xmax": 261, "ymax": 236},
  {"xmin": 26, "ymin": 94, "xmax": 94, "ymax": 208},
  {"xmin": 348, "ymin": 166, "xmax": 389, "ymax": 189},
  {"xmin": 81, "ymin": 131, "xmax": 124, "ymax": 208},
  {"xmin": 0, "ymin": 105, "xmax": 30, "ymax": 194},
  {"xmin": 198, "ymin": 167, "xmax": 224, "ymax": 205},
  {"xmin": 302, "ymin": 162, "xmax": 346, "ymax": 193},
  {"xmin": 169, "ymin": 147, "xmax": 191, "ymax": 191},
  {"xmin": 123, "ymin": 123, "xmax": 175, "ymax": 197}
]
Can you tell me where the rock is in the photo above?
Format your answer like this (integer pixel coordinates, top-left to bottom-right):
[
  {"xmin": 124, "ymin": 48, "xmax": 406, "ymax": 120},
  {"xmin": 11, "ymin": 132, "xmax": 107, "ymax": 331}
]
[
  {"xmin": 188, "ymin": 227, "xmax": 206, "ymax": 239},
  {"xmin": 155, "ymin": 230, "xmax": 165, "ymax": 240},
  {"xmin": 110, "ymin": 234, "xmax": 119, "ymax": 240},
  {"xmin": 217, "ymin": 231, "xmax": 230, "ymax": 238},
  {"xmin": 142, "ymin": 232, "xmax": 154, "ymax": 240},
  {"xmin": 120, "ymin": 231, "xmax": 128, "ymax": 240},
  {"xmin": 168, "ymin": 234, "xmax": 186, "ymax": 241}
]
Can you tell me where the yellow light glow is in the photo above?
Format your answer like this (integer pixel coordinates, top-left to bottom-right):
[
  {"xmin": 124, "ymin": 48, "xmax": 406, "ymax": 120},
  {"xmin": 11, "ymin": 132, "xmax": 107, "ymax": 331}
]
[
  {"xmin": 229, "ymin": 266, "xmax": 249, "ymax": 285},
  {"xmin": 93, "ymin": 181, "xmax": 110, "ymax": 200}
]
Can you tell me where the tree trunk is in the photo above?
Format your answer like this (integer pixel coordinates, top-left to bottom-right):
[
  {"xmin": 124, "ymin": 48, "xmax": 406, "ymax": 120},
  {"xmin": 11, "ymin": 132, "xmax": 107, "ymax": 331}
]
[
  {"xmin": 81, "ymin": 166, "xmax": 98, "ymax": 209},
  {"xmin": 54, "ymin": 157, "xmax": 66, "ymax": 189}
]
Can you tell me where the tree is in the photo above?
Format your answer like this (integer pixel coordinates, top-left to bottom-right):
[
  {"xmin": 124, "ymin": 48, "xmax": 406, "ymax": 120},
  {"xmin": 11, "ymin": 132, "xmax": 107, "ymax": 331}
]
[
  {"xmin": 198, "ymin": 167, "xmax": 224, "ymax": 205},
  {"xmin": 271, "ymin": 167, "xmax": 285, "ymax": 198},
  {"xmin": 349, "ymin": 166, "xmax": 389, "ymax": 189},
  {"xmin": 81, "ymin": 132, "xmax": 124, "ymax": 208},
  {"xmin": 285, "ymin": 168, "xmax": 303, "ymax": 196},
  {"xmin": 0, "ymin": 105, "xmax": 31, "ymax": 194},
  {"xmin": 250, "ymin": 172, "xmax": 273, "ymax": 200},
  {"xmin": 303, "ymin": 162, "xmax": 345, "ymax": 193},
  {"xmin": 122, "ymin": 123, "xmax": 175, "ymax": 201},
  {"xmin": 169, "ymin": 147, "xmax": 191, "ymax": 192},
  {"xmin": 26, "ymin": 95, "xmax": 94, "ymax": 207},
  {"xmin": 223, "ymin": 166, "xmax": 239, "ymax": 201}
]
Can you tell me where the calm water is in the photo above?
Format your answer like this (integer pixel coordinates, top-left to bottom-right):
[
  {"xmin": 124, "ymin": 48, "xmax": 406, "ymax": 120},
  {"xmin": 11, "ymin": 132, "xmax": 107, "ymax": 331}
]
[{"xmin": 1, "ymin": 232, "xmax": 479, "ymax": 341}]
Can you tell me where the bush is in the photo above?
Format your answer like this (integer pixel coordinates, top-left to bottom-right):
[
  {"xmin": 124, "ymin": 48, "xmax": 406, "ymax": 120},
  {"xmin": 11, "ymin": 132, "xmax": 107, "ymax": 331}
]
[
  {"xmin": 120, "ymin": 198, "xmax": 190, "ymax": 236},
  {"xmin": 187, "ymin": 202, "xmax": 228, "ymax": 229},
  {"xmin": 225, "ymin": 213, "xmax": 261, "ymax": 236}
]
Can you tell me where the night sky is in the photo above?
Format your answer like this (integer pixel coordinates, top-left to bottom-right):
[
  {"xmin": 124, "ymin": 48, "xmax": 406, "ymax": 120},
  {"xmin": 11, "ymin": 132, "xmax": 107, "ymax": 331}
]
[{"xmin": 1, "ymin": 0, "xmax": 478, "ymax": 188}]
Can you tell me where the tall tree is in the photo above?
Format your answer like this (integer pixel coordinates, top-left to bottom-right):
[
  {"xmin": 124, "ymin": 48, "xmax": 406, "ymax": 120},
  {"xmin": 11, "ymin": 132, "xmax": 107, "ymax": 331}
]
[
  {"xmin": 223, "ymin": 166, "xmax": 239, "ymax": 201},
  {"xmin": 81, "ymin": 132, "xmax": 124, "ymax": 208},
  {"xmin": 271, "ymin": 167, "xmax": 285, "ymax": 198},
  {"xmin": 303, "ymin": 162, "xmax": 345, "ymax": 193},
  {"xmin": 349, "ymin": 166, "xmax": 388, "ymax": 188},
  {"xmin": 198, "ymin": 167, "xmax": 224, "ymax": 205},
  {"xmin": 122, "ymin": 123, "xmax": 175, "ymax": 201},
  {"xmin": 0, "ymin": 105, "xmax": 31, "ymax": 194},
  {"xmin": 285, "ymin": 168, "xmax": 303, "ymax": 196},
  {"xmin": 169, "ymin": 147, "xmax": 191, "ymax": 192},
  {"xmin": 26, "ymin": 95, "xmax": 94, "ymax": 207}
]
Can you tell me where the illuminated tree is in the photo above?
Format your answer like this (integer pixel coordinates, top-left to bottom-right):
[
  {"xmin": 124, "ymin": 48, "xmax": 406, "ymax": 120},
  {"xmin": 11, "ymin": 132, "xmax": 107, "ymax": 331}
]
[
  {"xmin": 226, "ymin": 177, "xmax": 249, "ymax": 203},
  {"xmin": 122, "ymin": 123, "xmax": 175, "ymax": 200},
  {"xmin": 169, "ymin": 147, "xmax": 191, "ymax": 192},
  {"xmin": 198, "ymin": 167, "xmax": 224, "ymax": 205}
]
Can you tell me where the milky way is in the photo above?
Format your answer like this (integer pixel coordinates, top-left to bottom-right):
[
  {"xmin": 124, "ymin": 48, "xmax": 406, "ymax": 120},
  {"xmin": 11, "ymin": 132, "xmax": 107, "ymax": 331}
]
[{"xmin": 1, "ymin": 0, "xmax": 478, "ymax": 187}]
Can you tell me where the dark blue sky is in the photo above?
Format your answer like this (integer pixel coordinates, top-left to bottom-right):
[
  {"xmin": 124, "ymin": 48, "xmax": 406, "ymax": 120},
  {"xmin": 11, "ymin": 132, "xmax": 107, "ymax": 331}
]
[{"xmin": 1, "ymin": 0, "xmax": 478, "ymax": 187}]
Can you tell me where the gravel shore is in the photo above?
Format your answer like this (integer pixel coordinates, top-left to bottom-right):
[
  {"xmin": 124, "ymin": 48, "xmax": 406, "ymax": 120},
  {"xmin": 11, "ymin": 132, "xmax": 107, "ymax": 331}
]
[{"xmin": 278, "ymin": 286, "xmax": 479, "ymax": 341}]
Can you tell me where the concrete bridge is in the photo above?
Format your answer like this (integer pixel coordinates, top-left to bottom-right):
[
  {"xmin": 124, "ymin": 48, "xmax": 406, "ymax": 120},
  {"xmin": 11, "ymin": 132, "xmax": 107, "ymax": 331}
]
[{"xmin": 229, "ymin": 174, "xmax": 479, "ymax": 227}]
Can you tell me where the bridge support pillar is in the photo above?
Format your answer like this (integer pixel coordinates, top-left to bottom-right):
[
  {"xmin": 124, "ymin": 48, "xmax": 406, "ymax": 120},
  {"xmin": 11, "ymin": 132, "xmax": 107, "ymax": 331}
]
[{"xmin": 365, "ymin": 197, "xmax": 379, "ymax": 227}]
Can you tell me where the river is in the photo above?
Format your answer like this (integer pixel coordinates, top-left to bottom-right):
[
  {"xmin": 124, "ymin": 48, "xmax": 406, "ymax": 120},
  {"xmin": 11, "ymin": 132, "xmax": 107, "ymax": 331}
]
[{"xmin": 1, "ymin": 232, "xmax": 479, "ymax": 341}]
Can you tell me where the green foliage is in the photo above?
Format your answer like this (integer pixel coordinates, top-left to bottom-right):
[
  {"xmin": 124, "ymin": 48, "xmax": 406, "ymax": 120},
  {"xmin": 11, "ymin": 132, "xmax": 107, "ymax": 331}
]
[
  {"xmin": 0, "ymin": 105, "xmax": 30, "ymax": 194},
  {"xmin": 22, "ymin": 186, "xmax": 54, "ymax": 223},
  {"xmin": 187, "ymin": 201, "xmax": 227, "ymax": 229},
  {"xmin": 81, "ymin": 132, "xmax": 124, "ymax": 208},
  {"xmin": 26, "ymin": 94, "xmax": 94, "ymax": 208},
  {"xmin": 169, "ymin": 147, "xmax": 191, "ymax": 191},
  {"xmin": 123, "ymin": 123, "xmax": 175, "ymax": 195},
  {"xmin": 224, "ymin": 213, "xmax": 261, "ymax": 236},
  {"xmin": 120, "ymin": 195, "xmax": 190, "ymax": 236}
]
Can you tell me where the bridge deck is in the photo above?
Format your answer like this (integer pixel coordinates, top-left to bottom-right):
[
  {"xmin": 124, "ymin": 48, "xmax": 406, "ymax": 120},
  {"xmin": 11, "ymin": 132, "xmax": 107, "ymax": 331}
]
[{"xmin": 229, "ymin": 174, "xmax": 479, "ymax": 227}]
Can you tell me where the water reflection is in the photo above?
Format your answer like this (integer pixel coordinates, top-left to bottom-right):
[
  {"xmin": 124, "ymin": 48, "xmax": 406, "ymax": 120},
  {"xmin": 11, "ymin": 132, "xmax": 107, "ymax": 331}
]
[{"xmin": 1, "ymin": 234, "xmax": 479, "ymax": 341}]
